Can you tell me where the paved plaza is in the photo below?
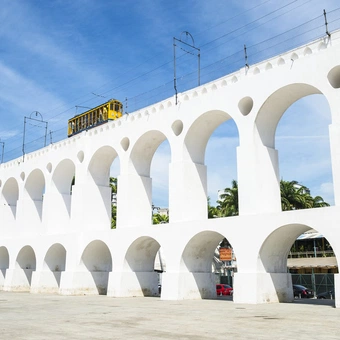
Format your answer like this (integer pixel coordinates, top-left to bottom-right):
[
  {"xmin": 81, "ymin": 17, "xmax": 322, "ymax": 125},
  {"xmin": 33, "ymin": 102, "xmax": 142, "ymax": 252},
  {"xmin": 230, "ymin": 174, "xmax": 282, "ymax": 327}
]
[{"xmin": 0, "ymin": 292, "xmax": 338, "ymax": 340}]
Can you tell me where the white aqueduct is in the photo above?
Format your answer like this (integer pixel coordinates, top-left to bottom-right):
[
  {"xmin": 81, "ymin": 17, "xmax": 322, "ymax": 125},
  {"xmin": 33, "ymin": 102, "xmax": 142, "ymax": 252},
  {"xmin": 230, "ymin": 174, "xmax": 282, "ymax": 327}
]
[{"xmin": 1, "ymin": 31, "xmax": 340, "ymax": 306}]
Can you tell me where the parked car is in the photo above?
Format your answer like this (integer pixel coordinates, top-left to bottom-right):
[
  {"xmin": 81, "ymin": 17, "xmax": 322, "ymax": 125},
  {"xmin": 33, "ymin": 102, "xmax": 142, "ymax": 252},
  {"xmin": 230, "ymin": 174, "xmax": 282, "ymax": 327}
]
[
  {"xmin": 317, "ymin": 290, "xmax": 334, "ymax": 299},
  {"xmin": 216, "ymin": 284, "xmax": 233, "ymax": 296},
  {"xmin": 293, "ymin": 284, "xmax": 314, "ymax": 298}
]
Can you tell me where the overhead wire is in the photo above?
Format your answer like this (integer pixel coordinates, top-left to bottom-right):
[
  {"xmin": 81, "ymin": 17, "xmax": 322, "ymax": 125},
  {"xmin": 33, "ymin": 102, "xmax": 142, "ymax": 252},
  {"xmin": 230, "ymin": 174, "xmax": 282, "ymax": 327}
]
[
  {"xmin": 0, "ymin": 0, "xmax": 304, "ymax": 138},
  {"xmin": 1, "ymin": 2, "xmax": 340, "ymax": 162}
]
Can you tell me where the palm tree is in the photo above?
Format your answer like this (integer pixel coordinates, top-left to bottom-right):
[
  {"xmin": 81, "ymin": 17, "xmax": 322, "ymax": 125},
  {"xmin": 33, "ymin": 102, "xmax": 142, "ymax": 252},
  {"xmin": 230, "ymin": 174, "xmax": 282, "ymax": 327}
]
[
  {"xmin": 208, "ymin": 197, "xmax": 221, "ymax": 218},
  {"xmin": 279, "ymin": 180, "xmax": 329, "ymax": 210},
  {"xmin": 210, "ymin": 179, "xmax": 329, "ymax": 217},
  {"xmin": 310, "ymin": 195, "xmax": 330, "ymax": 208},
  {"xmin": 110, "ymin": 177, "xmax": 117, "ymax": 229},
  {"xmin": 153, "ymin": 213, "xmax": 169, "ymax": 224},
  {"xmin": 216, "ymin": 180, "xmax": 239, "ymax": 217}
]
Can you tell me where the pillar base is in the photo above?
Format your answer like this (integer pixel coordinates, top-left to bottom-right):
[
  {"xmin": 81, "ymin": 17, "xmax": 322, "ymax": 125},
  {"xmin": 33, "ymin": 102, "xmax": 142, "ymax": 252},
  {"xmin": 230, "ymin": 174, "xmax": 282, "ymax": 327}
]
[
  {"xmin": 107, "ymin": 271, "xmax": 159, "ymax": 297},
  {"xmin": 233, "ymin": 272, "xmax": 294, "ymax": 304},
  {"xmin": 30, "ymin": 270, "xmax": 62, "ymax": 294},
  {"xmin": 334, "ymin": 273, "xmax": 340, "ymax": 308},
  {"xmin": 0, "ymin": 269, "xmax": 6, "ymax": 290},
  {"xmin": 3, "ymin": 268, "xmax": 33, "ymax": 292},
  {"xmin": 59, "ymin": 271, "xmax": 109, "ymax": 295},
  {"xmin": 161, "ymin": 272, "xmax": 216, "ymax": 300}
]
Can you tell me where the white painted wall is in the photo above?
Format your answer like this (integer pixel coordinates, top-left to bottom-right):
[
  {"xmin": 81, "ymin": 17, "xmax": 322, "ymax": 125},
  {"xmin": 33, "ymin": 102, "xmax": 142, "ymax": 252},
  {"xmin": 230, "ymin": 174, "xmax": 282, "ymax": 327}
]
[{"xmin": 0, "ymin": 31, "xmax": 339, "ymax": 305}]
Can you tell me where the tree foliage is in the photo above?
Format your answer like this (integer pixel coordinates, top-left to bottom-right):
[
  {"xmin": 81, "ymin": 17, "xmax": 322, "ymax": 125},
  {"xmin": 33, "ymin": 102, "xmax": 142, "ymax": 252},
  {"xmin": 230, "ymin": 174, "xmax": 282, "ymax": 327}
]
[
  {"xmin": 110, "ymin": 177, "xmax": 117, "ymax": 229},
  {"xmin": 209, "ymin": 179, "xmax": 329, "ymax": 218},
  {"xmin": 153, "ymin": 213, "xmax": 169, "ymax": 224}
]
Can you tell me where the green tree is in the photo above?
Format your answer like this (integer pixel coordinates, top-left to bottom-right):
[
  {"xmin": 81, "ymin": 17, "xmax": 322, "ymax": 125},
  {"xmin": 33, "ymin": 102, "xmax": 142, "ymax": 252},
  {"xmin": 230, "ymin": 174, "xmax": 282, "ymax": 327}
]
[
  {"xmin": 208, "ymin": 197, "xmax": 221, "ymax": 218},
  {"xmin": 110, "ymin": 177, "xmax": 117, "ymax": 229},
  {"xmin": 216, "ymin": 179, "xmax": 239, "ymax": 217},
  {"xmin": 152, "ymin": 213, "xmax": 169, "ymax": 224},
  {"xmin": 280, "ymin": 180, "xmax": 330, "ymax": 210},
  {"xmin": 209, "ymin": 179, "xmax": 329, "ymax": 218}
]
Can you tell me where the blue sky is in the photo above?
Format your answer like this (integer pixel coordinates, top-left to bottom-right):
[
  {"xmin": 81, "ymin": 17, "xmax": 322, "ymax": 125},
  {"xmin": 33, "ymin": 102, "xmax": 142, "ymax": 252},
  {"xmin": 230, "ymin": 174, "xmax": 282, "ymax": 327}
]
[{"xmin": 0, "ymin": 0, "xmax": 339, "ymax": 208}]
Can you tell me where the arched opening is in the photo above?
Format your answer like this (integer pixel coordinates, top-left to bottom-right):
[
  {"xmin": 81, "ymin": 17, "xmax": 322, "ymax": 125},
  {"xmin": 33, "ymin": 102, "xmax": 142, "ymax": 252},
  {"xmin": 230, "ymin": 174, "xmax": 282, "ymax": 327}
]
[
  {"xmin": 86, "ymin": 146, "xmax": 119, "ymax": 230},
  {"xmin": 79, "ymin": 240, "xmax": 112, "ymax": 295},
  {"xmin": 151, "ymin": 140, "xmax": 170, "ymax": 220},
  {"xmin": 125, "ymin": 130, "xmax": 169, "ymax": 227},
  {"xmin": 255, "ymin": 85, "xmax": 332, "ymax": 214},
  {"xmin": 206, "ymin": 119, "xmax": 239, "ymax": 217},
  {"xmin": 24, "ymin": 169, "xmax": 45, "ymax": 223},
  {"xmin": 1, "ymin": 177, "xmax": 19, "ymax": 223},
  {"xmin": 123, "ymin": 236, "xmax": 161, "ymax": 297},
  {"xmin": 288, "ymin": 230, "xmax": 338, "ymax": 301},
  {"xmin": 183, "ymin": 109, "xmax": 239, "ymax": 221},
  {"xmin": 180, "ymin": 231, "xmax": 236, "ymax": 300},
  {"xmin": 276, "ymin": 94, "xmax": 333, "ymax": 206},
  {"xmin": 258, "ymin": 224, "xmax": 338, "ymax": 304},
  {"xmin": 49, "ymin": 159, "xmax": 75, "ymax": 230},
  {"xmin": 43, "ymin": 243, "xmax": 67, "ymax": 287},
  {"xmin": 15, "ymin": 245, "xmax": 36, "ymax": 289}
]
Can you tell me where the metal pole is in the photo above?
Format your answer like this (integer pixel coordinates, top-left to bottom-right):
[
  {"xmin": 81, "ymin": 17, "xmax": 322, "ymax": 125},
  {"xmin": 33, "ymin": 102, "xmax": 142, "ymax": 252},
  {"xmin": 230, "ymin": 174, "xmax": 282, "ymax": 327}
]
[
  {"xmin": 323, "ymin": 9, "xmax": 331, "ymax": 37},
  {"xmin": 44, "ymin": 121, "xmax": 48, "ymax": 147},
  {"xmin": 173, "ymin": 37, "xmax": 178, "ymax": 105},
  {"xmin": 198, "ymin": 51, "xmax": 201, "ymax": 86},
  {"xmin": 22, "ymin": 116, "xmax": 27, "ymax": 162},
  {"xmin": 173, "ymin": 31, "xmax": 200, "ymax": 103}
]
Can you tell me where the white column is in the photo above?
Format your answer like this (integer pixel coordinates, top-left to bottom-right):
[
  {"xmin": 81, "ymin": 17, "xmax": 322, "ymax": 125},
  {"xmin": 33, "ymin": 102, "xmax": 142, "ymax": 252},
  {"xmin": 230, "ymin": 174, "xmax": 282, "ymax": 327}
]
[
  {"xmin": 169, "ymin": 161, "xmax": 207, "ymax": 222},
  {"xmin": 42, "ymin": 192, "xmax": 71, "ymax": 233},
  {"xmin": 237, "ymin": 143, "xmax": 281, "ymax": 215},
  {"xmin": 329, "ymin": 123, "xmax": 340, "ymax": 206},
  {"xmin": 116, "ymin": 173, "xmax": 152, "ymax": 228},
  {"xmin": 233, "ymin": 272, "xmax": 294, "ymax": 303},
  {"xmin": 71, "ymin": 182, "xmax": 111, "ymax": 231},
  {"xmin": 107, "ymin": 270, "xmax": 159, "ymax": 297}
]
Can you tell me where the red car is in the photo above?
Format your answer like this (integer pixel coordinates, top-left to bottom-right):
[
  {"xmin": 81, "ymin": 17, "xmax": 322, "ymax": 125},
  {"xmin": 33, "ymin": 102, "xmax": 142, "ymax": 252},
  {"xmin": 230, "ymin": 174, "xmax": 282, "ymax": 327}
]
[{"xmin": 216, "ymin": 284, "xmax": 233, "ymax": 296}]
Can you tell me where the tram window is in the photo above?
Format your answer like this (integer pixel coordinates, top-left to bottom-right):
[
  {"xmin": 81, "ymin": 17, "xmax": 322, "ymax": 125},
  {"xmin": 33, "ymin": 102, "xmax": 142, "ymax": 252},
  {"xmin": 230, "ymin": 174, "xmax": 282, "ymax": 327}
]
[
  {"xmin": 115, "ymin": 103, "xmax": 120, "ymax": 112},
  {"xmin": 110, "ymin": 103, "xmax": 113, "ymax": 110}
]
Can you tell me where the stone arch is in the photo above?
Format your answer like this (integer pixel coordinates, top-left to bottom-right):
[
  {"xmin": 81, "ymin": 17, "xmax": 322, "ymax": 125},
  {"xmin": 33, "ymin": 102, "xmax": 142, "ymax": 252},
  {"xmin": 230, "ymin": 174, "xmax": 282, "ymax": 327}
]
[
  {"xmin": 179, "ymin": 230, "xmax": 234, "ymax": 299},
  {"xmin": 184, "ymin": 110, "xmax": 236, "ymax": 164},
  {"xmin": 129, "ymin": 130, "xmax": 168, "ymax": 177},
  {"xmin": 79, "ymin": 240, "xmax": 112, "ymax": 295},
  {"xmin": 15, "ymin": 245, "xmax": 36, "ymax": 289},
  {"xmin": 126, "ymin": 130, "xmax": 170, "ymax": 226},
  {"xmin": 50, "ymin": 159, "xmax": 76, "ymax": 220},
  {"xmin": 258, "ymin": 223, "xmax": 309, "ymax": 273},
  {"xmin": 255, "ymin": 83, "xmax": 322, "ymax": 148},
  {"xmin": 80, "ymin": 240, "xmax": 112, "ymax": 272},
  {"xmin": 24, "ymin": 169, "xmax": 45, "ymax": 221},
  {"xmin": 88, "ymin": 146, "xmax": 118, "ymax": 186},
  {"xmin": 24, "ymin": 169, "xmax": 45, "ymax": 200},
  {"xmin": 85, "ymin": 146, "xmax": 119, "ymax": 230},
  {"xmin": 123, "ymin": 236, "xmax": 161, "ymax": 296},
  {"xmin": 1, "ymin": 177, "xmax": 19, "ymax": 220},
  {"xmin": 40, "ymin": 243, "xmax": 67, "ymax": 290},
  {"xmin": 257, "ymin": 223, "xmax": 339, "ymax": 303},
  {"xmin": 43, "ymin": 243, "xmax": 66, "ymax": 272}
]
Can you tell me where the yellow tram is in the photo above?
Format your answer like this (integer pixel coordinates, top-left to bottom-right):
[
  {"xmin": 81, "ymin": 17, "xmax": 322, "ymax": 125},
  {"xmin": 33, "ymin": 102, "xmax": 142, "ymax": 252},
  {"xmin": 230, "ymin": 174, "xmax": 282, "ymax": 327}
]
[{"xmin": 68, "ymin": 99, "xmax": 123, "ymax": 137}]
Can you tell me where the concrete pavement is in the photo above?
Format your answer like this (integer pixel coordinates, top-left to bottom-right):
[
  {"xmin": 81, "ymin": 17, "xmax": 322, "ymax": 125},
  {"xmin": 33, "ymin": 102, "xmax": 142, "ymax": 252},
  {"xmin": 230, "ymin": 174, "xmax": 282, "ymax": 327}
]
[{"xmin": 0, "ymin": 292, "xmax": 338, "ymax": 340}]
